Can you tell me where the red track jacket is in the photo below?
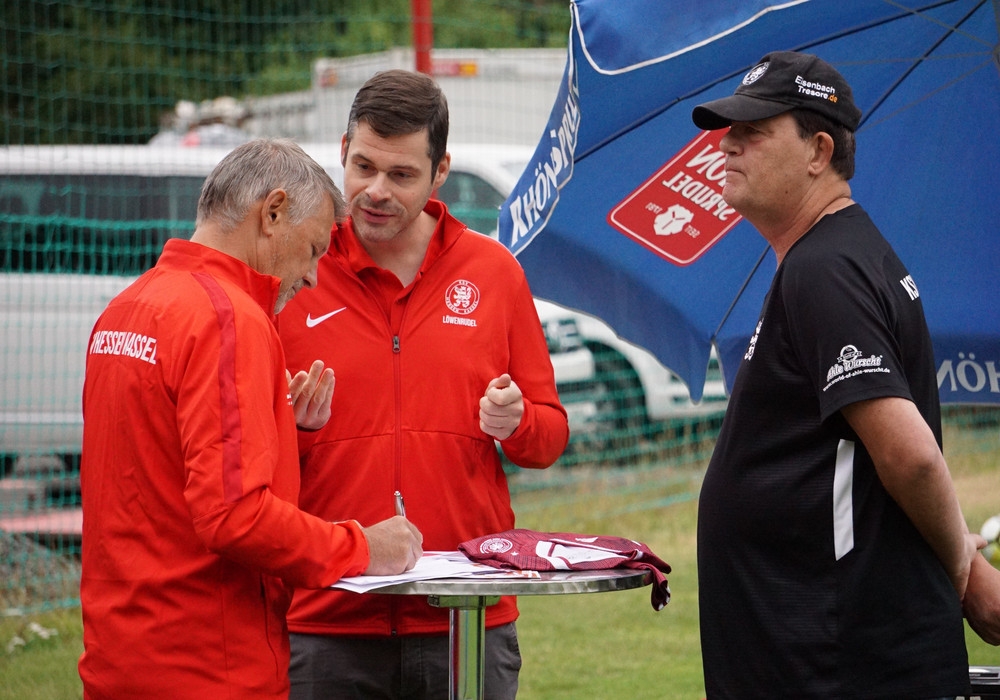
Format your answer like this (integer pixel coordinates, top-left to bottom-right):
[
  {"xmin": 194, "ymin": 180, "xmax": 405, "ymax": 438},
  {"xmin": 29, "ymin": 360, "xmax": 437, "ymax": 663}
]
[
  {"xmin": 79, "ymin": 240, "xmax": 370, "ymax": 699},
  {"xmin": 278, "ymin": 200, "xmax": 569, "ymax": 636}
]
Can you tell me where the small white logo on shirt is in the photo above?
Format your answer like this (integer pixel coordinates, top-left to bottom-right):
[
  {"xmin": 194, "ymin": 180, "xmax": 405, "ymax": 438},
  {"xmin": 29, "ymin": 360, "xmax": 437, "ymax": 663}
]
[
  {"xmin": 305, "ymin": 307, "xmax": 347, "ymax": 328},
  {"xmin": 744, "ymin": 320, "xmax": 762, "ymax": 361},
  {"xmin": 900, "ymin": 274, "xmax": 919, "ymax": 301},
  {"xmin": 823, "ymin": 344, "xmax": 889, "ymax": 391},
  {"xmin": 478, "ymin": 537, "xmax": 514, "ymax": 555}
]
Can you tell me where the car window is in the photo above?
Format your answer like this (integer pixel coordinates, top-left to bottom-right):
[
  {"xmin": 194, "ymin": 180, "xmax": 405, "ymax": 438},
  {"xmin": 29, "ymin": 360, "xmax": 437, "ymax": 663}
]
[
  {"xmin": 435, "ymin": 171, "xmax": 505, "ymax": 237},
  {"xmin": 0, "ymin": 174, "xmax": 201, "ymax": 274}
]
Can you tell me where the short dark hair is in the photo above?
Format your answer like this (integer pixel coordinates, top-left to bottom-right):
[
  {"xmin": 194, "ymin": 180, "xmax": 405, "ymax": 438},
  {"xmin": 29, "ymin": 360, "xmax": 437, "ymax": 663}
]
[
  {"xmin": 789, "ymin": 108, "xmax": 856, "ymax": 181},
  {"xmin": 345, "ymin": 69, "xmax": 449, "ymax": 177}
]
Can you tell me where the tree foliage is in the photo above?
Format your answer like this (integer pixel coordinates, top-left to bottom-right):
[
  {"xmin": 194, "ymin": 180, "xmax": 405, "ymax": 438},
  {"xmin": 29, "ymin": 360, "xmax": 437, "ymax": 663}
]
[{"xmin": 2, "ymin": 0, "xmax": 568, "ymax": 145}]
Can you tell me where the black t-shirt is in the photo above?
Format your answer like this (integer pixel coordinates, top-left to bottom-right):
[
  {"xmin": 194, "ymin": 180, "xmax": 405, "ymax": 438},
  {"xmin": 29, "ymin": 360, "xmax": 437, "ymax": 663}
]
[{"xmin": 698, "ymin": 205, "xmax": 968, "ymax": 699}]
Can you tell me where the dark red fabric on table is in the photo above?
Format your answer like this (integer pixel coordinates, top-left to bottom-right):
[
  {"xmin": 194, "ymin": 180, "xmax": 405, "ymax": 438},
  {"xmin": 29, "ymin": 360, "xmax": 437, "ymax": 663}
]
[{"xmin": 459, "ymin": 529, "xmax": 671, "ymax": 610}]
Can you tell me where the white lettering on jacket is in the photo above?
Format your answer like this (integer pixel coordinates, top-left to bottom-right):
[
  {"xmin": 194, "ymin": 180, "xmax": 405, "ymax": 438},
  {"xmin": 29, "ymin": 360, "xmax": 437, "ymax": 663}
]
[{"xmin": 89, "ymin": 329, "xmax": 158, "ymax": 365}]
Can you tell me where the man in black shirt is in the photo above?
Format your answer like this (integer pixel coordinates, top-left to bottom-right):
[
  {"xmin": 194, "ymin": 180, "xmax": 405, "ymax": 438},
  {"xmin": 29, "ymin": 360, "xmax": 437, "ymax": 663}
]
[{"xmin": 691, "ymin": 51, "xmax": 999, "ymax": 698}]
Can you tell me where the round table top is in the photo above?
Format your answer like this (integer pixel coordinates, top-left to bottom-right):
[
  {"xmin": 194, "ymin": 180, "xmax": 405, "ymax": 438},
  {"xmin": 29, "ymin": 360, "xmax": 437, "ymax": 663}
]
[{"xmin": 369, "ymin": 568, "xmax": 651, "ymax": 597}]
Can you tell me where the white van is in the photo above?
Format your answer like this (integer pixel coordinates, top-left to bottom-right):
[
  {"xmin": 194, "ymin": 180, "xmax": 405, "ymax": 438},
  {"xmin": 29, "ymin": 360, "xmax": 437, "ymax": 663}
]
[{"xmin": 0, "ymin": 143, "xmax": 597, "ymax": 470}]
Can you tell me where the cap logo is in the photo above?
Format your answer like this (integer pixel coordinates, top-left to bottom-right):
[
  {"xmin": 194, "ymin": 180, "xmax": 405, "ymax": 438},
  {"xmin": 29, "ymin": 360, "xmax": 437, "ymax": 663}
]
[{"xmin": 742, "ymin": 62, "xmax": 769, "ymax": 86}]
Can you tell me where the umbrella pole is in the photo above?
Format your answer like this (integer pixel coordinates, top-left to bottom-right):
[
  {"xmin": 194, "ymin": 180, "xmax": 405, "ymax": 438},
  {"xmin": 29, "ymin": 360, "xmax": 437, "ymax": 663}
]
[{"xmin": 711, "ymin": 246, "xmax": 769, "ymax": 345}]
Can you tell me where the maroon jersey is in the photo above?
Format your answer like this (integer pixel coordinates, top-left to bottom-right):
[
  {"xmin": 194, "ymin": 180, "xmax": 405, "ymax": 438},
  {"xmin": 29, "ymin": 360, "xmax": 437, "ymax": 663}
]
[{"xmin": 460, "ymin": 529, "xmax": 671, "ymax": 610}]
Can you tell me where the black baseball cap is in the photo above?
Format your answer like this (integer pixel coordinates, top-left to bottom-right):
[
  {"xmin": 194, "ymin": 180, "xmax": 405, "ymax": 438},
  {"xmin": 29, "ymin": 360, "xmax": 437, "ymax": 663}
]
[{"xmin": 692, "ymin": 51, "xmax": 862, "ymax": 132}]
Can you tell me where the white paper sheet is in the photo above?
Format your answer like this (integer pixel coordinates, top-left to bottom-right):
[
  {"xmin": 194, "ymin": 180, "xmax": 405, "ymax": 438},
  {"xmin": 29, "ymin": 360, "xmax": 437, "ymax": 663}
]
[{"xmin": 331, "ymin": 550, "xmax": 539, "ymax": 593}]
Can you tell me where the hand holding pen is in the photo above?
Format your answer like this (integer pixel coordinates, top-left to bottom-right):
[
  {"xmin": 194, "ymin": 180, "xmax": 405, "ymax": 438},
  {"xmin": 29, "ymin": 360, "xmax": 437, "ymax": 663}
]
[{"xmin": 360, "ymin": 490, "xmax": 421, "ymax": 575}]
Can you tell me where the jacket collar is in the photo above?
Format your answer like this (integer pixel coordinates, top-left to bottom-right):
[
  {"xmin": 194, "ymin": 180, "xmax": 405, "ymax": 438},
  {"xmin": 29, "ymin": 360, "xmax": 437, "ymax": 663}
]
[
  {"xmin": 334, "ymin": 199, "xmax": 464, "ymax": 277},
  {"xmin": 157, "ymin": 238, "xmax": 281, "ymax": 318}
]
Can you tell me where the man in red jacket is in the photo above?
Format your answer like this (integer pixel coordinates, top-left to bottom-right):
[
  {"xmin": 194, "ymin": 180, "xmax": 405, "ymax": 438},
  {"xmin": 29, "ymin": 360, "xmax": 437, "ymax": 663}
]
[
  {"xmin": 78, "ymin": 138, "xmax": 423, "ymax": 699},
  {"xmin": 278, "ymin": 71, "xmax": 569, "ymax": 699}
]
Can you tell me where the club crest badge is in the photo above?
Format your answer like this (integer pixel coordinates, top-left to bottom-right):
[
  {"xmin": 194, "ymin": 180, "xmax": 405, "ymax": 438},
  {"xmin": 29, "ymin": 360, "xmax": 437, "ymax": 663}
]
[
  {"xmin": 445, "ymin": 279, "xmax": 480, "ymax": 315},
  {"xmin": 478, "ymin": 537, "xmax": 514, "ymax": 555}
]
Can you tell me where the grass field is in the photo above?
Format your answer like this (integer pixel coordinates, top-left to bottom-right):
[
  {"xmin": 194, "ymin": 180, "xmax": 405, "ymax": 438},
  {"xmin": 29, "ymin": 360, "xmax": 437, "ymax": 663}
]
[
  {"xmin": 512, "ymin": 427, "xmax": 1000, "ymax": 699},
  {"xmin": 1, "ymin": 418, "xmax": 997, "ymax": 699}
]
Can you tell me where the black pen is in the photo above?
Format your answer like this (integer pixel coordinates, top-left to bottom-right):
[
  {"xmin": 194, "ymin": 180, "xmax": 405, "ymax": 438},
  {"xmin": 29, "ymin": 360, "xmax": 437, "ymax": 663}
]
[{"xmin": 394, "ymin": 490, "xmax": 406, "ymax": 518}]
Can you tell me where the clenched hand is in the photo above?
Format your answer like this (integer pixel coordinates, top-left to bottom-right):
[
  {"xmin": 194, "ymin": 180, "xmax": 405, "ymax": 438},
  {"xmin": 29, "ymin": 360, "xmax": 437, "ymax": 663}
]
[{"xmin": 479, "ymin": 373, "xmax": 524, "ymax": 441}]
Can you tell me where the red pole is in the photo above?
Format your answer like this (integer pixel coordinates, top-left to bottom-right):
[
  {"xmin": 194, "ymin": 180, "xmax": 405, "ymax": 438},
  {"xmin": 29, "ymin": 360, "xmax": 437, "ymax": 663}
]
[{"xmin": 411, "ymin": 0, "xmax": 434, "ymax": 75}]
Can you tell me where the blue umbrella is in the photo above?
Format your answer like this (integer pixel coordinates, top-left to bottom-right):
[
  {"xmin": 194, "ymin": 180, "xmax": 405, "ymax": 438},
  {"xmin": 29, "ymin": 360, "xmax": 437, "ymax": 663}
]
[{"xmin": 499, "ymin": 0, "xmax": 1000, "ymax": 404}]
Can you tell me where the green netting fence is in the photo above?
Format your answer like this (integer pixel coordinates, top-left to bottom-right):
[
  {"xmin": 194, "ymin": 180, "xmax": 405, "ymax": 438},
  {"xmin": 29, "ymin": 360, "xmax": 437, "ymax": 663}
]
[
  {"xmin": 1, "ymin": 0, "xmax": 571, "ymax": 615},
  {"xmin": 2, "ymin": 1, "xmax": 998, "ymax": 618}
]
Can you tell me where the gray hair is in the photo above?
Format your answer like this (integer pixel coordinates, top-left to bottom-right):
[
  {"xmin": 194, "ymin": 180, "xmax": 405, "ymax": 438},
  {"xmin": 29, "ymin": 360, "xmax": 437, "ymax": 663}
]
[{"xmin": 196, "ymin": 138, "xmax": 346, "ymax": 231}]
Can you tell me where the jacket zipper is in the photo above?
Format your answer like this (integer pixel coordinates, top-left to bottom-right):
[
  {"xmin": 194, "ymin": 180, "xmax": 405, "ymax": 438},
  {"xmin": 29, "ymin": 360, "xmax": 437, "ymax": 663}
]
[
  {"xmin": 391, "ymin": 332, "xmax": 403, "ymax": 637},
  {"xmin": 392, "ymin": 332, "xmax": 403, "ymax": 493},
  {"xmin": 346, "ymin": 260, "xmax": 409, "ymax": 637}
]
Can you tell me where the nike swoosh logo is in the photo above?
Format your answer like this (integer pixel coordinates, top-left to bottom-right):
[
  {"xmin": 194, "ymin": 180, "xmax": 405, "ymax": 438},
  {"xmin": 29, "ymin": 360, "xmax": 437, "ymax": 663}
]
[{"xmin": 305, "ymin": 307, "xmax": 347, "ymax": 328}]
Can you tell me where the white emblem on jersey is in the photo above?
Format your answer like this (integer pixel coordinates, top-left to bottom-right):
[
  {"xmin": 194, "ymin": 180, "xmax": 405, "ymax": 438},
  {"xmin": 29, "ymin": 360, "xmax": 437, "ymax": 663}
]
[
  {"xmin": 823, "ymin": 343, "xmax": 889, "ymax": 391},
  {"xmin": 744, "ymin": 320, "xmax": 762, "ymax": 361},
  {"xmin": 478, "ymin": 537, "xmax": 513, "ymax": 555},
  {"xmin": 305, "ymin": 306, "xmax": 347, "ymax": 328}
]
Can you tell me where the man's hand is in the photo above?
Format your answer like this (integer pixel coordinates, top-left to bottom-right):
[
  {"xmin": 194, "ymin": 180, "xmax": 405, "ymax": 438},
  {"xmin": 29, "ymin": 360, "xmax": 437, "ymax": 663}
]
[
  {"xmin": 287, "ymin": 360, "xmax": 335, "ymax": 430},
  {"xmin": 964, "ymin": 553, "xmax": 1000, "ymax": 645},
  {"xmin": 362, "ymin": 516, "xmax": 423, "ymax": 576},
  {"xmin": 479, "ymin": 373, "xmax": 524, "ymax": 441}
]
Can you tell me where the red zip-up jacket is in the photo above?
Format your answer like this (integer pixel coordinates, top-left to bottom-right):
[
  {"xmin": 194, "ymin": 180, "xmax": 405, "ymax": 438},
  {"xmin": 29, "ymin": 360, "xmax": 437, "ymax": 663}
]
[
  {"xmin": 79, "ymin": 240, "xmax": 370, "ymax": 699},
  {"xmin": 278, "ymin": 200, "xmax": 569, "ymax": 636}
]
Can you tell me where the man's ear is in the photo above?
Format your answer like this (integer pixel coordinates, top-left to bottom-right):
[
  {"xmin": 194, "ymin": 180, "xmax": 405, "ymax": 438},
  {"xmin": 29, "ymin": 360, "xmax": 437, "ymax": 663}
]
[
  {"xmin": 808, "ymin": 132, "xmax": 835, "ymax": 176},
  {"xmin": 432, "ymin": 151, "xmax": 451, "ymax": 191},
  {"xmin": 259, "ymin": 188, "xmax": 289, "ymax": 237}
]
